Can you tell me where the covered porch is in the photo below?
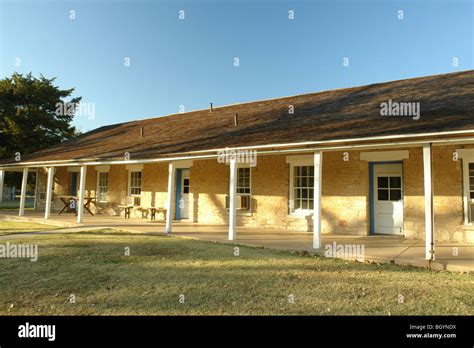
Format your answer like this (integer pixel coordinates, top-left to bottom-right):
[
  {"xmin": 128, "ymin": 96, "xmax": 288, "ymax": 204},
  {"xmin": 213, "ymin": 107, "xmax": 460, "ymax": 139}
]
[{"xmin": 1, "ymin": 143, "xmax": 468, "ymax": 258}]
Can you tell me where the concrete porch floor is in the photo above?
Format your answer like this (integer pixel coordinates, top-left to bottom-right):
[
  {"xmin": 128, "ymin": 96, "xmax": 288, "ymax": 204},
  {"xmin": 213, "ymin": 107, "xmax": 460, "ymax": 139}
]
[{"xmin": 0, "ymin": 210, "xmax": 472, "ymax": 272}]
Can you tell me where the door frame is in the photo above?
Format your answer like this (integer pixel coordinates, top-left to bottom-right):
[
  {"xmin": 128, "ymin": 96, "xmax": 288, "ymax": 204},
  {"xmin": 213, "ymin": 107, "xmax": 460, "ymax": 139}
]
[
  {"xmin": 175, "ymin": 169, "xmax": 182, "ymax": 220},
  {"xmin": 369, "ymin": 161, "xmax": 404, "ymax": 235},
  {"xmin": 174, "ymin": 168, "xmax": 190, "ymax": 220}
]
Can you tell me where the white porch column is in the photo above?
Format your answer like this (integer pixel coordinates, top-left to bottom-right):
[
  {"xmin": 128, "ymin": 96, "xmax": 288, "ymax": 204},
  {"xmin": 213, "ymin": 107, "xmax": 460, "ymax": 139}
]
[
  {"xmin": 76, "ymin": 165, "xmax": 87, "ymax": 223},
  {"xmin": 0, "ymin": 169, "xmax": 4, "ymax": 207},
  {"xmin": 165, "ymin": 162, "xmax": 175, "ymax": 234},
  {"xmin": 423, "ymin": 144, "xmax": 435, "ymax": 261},
  {"xmin": 19, "ymin": 167, "xmax": 28, "ymax": 216},
  {"xmin": 44, "ymin": 167, "xmax": 54, "ymax": 219},
  {"xmin": 313, "ymin": 151, "xmax": 323, "ymax": 249},
  {"xmin": 228, "ymin": 158, "xmax": 237, "ymax": 240}
]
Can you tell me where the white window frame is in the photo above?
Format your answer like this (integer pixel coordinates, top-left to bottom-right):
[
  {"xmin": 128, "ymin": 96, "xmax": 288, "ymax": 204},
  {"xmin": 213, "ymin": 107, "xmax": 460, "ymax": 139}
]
[
  {"xmin": 95, "ymin": 166, "xmax": 110, "ymax": 203},
  {"xmin": 286, "ymin": 155, "xmax": 314, "ymax": 216},
  {"xmin": 128, "ymin": 171, "xmax": 142, "ymax": 197},
  {"xmin": 467, "ymin": 161, "xmax": 474, "ymax": 224},
  {"xmin": 456, "ymin": 149, "xmax": 474, "ymax": 225},
  {"xmin": 236, "ymin": 167, "xmax": 251, "ymax": 211},
  {"xmin": 236, "ymin": 167, "xmax": 251, "ymax": 196},
  {"xmin": 462, "ymin": 160, "xmax": 474, "ymax": 225},
  {"xmin": 96, "ymin": 172, "xmax": 109, "ymax": 203},
  {"xmin": 290, "ymin": 165, "xmax": 314, "ymax": 215}
]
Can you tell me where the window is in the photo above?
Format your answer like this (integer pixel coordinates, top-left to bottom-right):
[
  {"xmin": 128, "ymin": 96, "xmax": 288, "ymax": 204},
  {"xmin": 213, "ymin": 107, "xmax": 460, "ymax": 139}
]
[
  {"xmin": 129, "ymin": 171, "xmax": 142, "ymax": 196},
  {"xmin": 293, "ymin": 166, "xmax": 314, "ymax": 212},
  {"xmin": 97, "ymin": 172, "xmax": 108, "ymax": 202},
  {"xmin": 467, "ymin": 163, "xmax": 474, "ymax": 222},
  {"xmin": 377, "ymin": 176, "xmax": 402, "ymax": 201},
  {"xmin": 237, "ymin": 167, "xmax": 251, "ymax": 210},
  {"xmin": 469, "ymin": 163, "xmax": 474, "ymax": 199},
  {"xmin": 183, "ymin": 178, "xmax": 190, "ymax": 194},
  {"xmin": 458, "ymin": 152, "xmax": 474, "ymax": 224},
  {"xmin": 226, "ymin": 167, "xmax": 251, "ymax": 211},
  {"xmin": 237, "ymin": 168, "xmax": 251, "ymax": 195}
]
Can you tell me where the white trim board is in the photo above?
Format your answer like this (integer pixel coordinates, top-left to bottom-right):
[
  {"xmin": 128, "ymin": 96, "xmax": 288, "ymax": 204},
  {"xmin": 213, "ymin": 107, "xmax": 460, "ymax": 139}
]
[
  {"xmin": 174, "ymin": 160, "xmax": 193, "ymax": 169},
  {"xmin": 95, "ymin": 165, "xmax": 110, "ymax": 172},
  {"xmin": 285, "ymin": 154, "xmax": 314, "ymax": 166},
  {"xmin": 125, "ymin": 164, "xmax": 144, "ymax": 171},
  {"xmin": 360, "ymin": 151, "xmax": 409, "ymax": 162},
  {"xmin": 456, "ymin": 149, "xmax": 474, "ymax": 159}
]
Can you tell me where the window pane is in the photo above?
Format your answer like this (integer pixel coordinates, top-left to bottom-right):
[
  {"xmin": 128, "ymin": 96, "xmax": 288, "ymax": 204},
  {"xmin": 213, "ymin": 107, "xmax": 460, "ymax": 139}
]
[
  {"xmin": 294, "ymin": 176, "xmax": 300, "ymax": 187},
  {"xmin": 183, "ymin": 178, "xmax": 190, "ymax": 194},
  {"xmin": 390, "ymin": 189, "xmax": 401, "ymax": 201},
  {"xmin": 378, "ymin": 189, "xmax": 389, "ymax": 201},
  {"xmin": 469, "ymin": 163, "xmax": 474, "ymax": 171},
  {"xmin": 378, "ymin": 177, "xmax": 388, "ymax": 188},
  {"xmin": 301, "ymin": 177, "xmax": 307, "ymax": 187},
  {"xmin": 295, "ymin": 199, "xmax": 302, "ymax": 210},
  {"xmin": 390, "ymin": 177, "xmax": 401, "ymax": 189}
]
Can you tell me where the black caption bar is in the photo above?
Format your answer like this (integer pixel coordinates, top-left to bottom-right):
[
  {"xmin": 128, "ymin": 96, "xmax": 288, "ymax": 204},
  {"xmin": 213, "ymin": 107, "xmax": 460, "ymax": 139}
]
[{"xmin": 0, "ymin": 316, "xmax": 472, "ymax": 346}]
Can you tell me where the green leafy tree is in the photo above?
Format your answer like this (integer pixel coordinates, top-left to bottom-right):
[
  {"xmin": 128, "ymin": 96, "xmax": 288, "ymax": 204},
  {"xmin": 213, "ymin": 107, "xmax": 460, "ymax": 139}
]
[{"xmin": 0, "ymin": 73, "xmax": 82, "ymax": 160}]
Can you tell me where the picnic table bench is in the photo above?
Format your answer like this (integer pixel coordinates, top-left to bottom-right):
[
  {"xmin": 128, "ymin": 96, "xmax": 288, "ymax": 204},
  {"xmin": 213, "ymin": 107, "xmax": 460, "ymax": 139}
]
[
  {"xmin": 118, "ymin": 197, "xmax": 166, "ymax": 221},
  {"xmin": 58, "ymin": 196, "xmax": 96, "ymax": 216}
]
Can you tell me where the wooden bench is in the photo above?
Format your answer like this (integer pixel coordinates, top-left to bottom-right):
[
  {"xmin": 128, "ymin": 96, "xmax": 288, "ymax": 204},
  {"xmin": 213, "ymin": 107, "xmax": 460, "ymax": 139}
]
[
  {"xmin": 144, "ymin": 207, "xmax": 167, "ymax": 221},
  {"xmin": 118, "ymin": 197, "xmax": 136, "ymax": 219}
]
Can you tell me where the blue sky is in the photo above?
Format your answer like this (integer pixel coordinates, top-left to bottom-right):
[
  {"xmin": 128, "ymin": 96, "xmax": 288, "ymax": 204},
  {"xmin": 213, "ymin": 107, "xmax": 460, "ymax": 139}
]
[{"xmin": 1, "ymin": 0, "xmax": 472, "ymax": 132}]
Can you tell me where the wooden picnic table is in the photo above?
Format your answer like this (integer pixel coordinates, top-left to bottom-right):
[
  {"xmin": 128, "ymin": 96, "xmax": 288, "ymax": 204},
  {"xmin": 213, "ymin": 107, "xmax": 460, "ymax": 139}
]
[{"xmin": 58, "ymin": 196, "xmax": 96, "ymax": 216}]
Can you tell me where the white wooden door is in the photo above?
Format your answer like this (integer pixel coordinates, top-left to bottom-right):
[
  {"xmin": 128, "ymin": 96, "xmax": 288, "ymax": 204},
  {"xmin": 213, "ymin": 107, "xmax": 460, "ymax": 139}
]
[
  {"xmin": 374, "ymin": 164, "xmax": 403, "ymax": 235},
  {"xmin": 179, "ymin": 170, "xmax": 190, "ymax": 219}
]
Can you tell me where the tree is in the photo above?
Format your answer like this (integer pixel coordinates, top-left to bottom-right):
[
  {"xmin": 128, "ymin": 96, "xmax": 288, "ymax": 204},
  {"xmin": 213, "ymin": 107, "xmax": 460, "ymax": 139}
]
[{"xmin": 0, "ymin": 73, "xmax": 82, "ymax": 160}]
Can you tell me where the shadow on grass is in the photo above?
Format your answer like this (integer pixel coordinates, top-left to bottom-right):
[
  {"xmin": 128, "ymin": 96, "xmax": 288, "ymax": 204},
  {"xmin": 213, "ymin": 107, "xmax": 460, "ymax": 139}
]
[{"xmin": 6, "ymin": 232, "xmax": 455, "ymax": 277}]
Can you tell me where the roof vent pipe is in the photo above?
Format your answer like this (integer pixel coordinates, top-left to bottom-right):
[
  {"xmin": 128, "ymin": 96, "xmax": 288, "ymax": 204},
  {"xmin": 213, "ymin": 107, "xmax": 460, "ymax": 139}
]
[
  {"xmin": 209, "ymin": 103, "xmax": 213, "ymax": 112},
  {"xmin": 234, "ymin": 114, "xmax": 238, "ymax": 126},
  {"xmin": 140, "ymin": 127, "xmax": 144, "ymax": 138}
]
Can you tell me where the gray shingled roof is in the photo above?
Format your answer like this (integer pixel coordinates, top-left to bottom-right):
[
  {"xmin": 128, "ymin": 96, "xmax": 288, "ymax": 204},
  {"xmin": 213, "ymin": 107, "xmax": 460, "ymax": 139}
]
[{"xmin": 2, "ymin": 70, "xmax": 473, "ymax": 165}]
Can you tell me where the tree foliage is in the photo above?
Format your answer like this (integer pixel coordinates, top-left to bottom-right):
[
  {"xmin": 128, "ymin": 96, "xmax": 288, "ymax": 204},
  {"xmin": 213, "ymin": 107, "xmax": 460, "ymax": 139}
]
[{"xmin": 0, "ymin": 73, "xmax": 81, "ymax": 160}]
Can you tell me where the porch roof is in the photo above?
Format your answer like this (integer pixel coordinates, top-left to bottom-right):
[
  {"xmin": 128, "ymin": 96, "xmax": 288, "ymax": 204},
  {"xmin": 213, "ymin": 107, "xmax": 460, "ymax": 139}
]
[{"xmin": 1, "ymin": 69, "xmax": 473, "ymax": 166}]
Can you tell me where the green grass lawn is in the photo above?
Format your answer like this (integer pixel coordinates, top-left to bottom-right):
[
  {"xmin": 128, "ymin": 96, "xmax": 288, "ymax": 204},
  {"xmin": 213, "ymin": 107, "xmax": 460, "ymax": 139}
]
[
  {"xmin": 0, "ymin": 198, "xmax": 35, "ymax": 210},
  {"xmin": 0, "ymin": 228, "xmax": 472, "ymax": 315},
  {"xmin": 0, "ymin": 221, "xmax": 60, "ymax": 236}
]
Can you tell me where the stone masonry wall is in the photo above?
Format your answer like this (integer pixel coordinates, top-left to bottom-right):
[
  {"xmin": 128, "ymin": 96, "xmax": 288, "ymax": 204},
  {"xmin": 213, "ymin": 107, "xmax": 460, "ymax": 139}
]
[{"xmin": 33, "ymin": 145, "xmax": 474, "ymax": 243}]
